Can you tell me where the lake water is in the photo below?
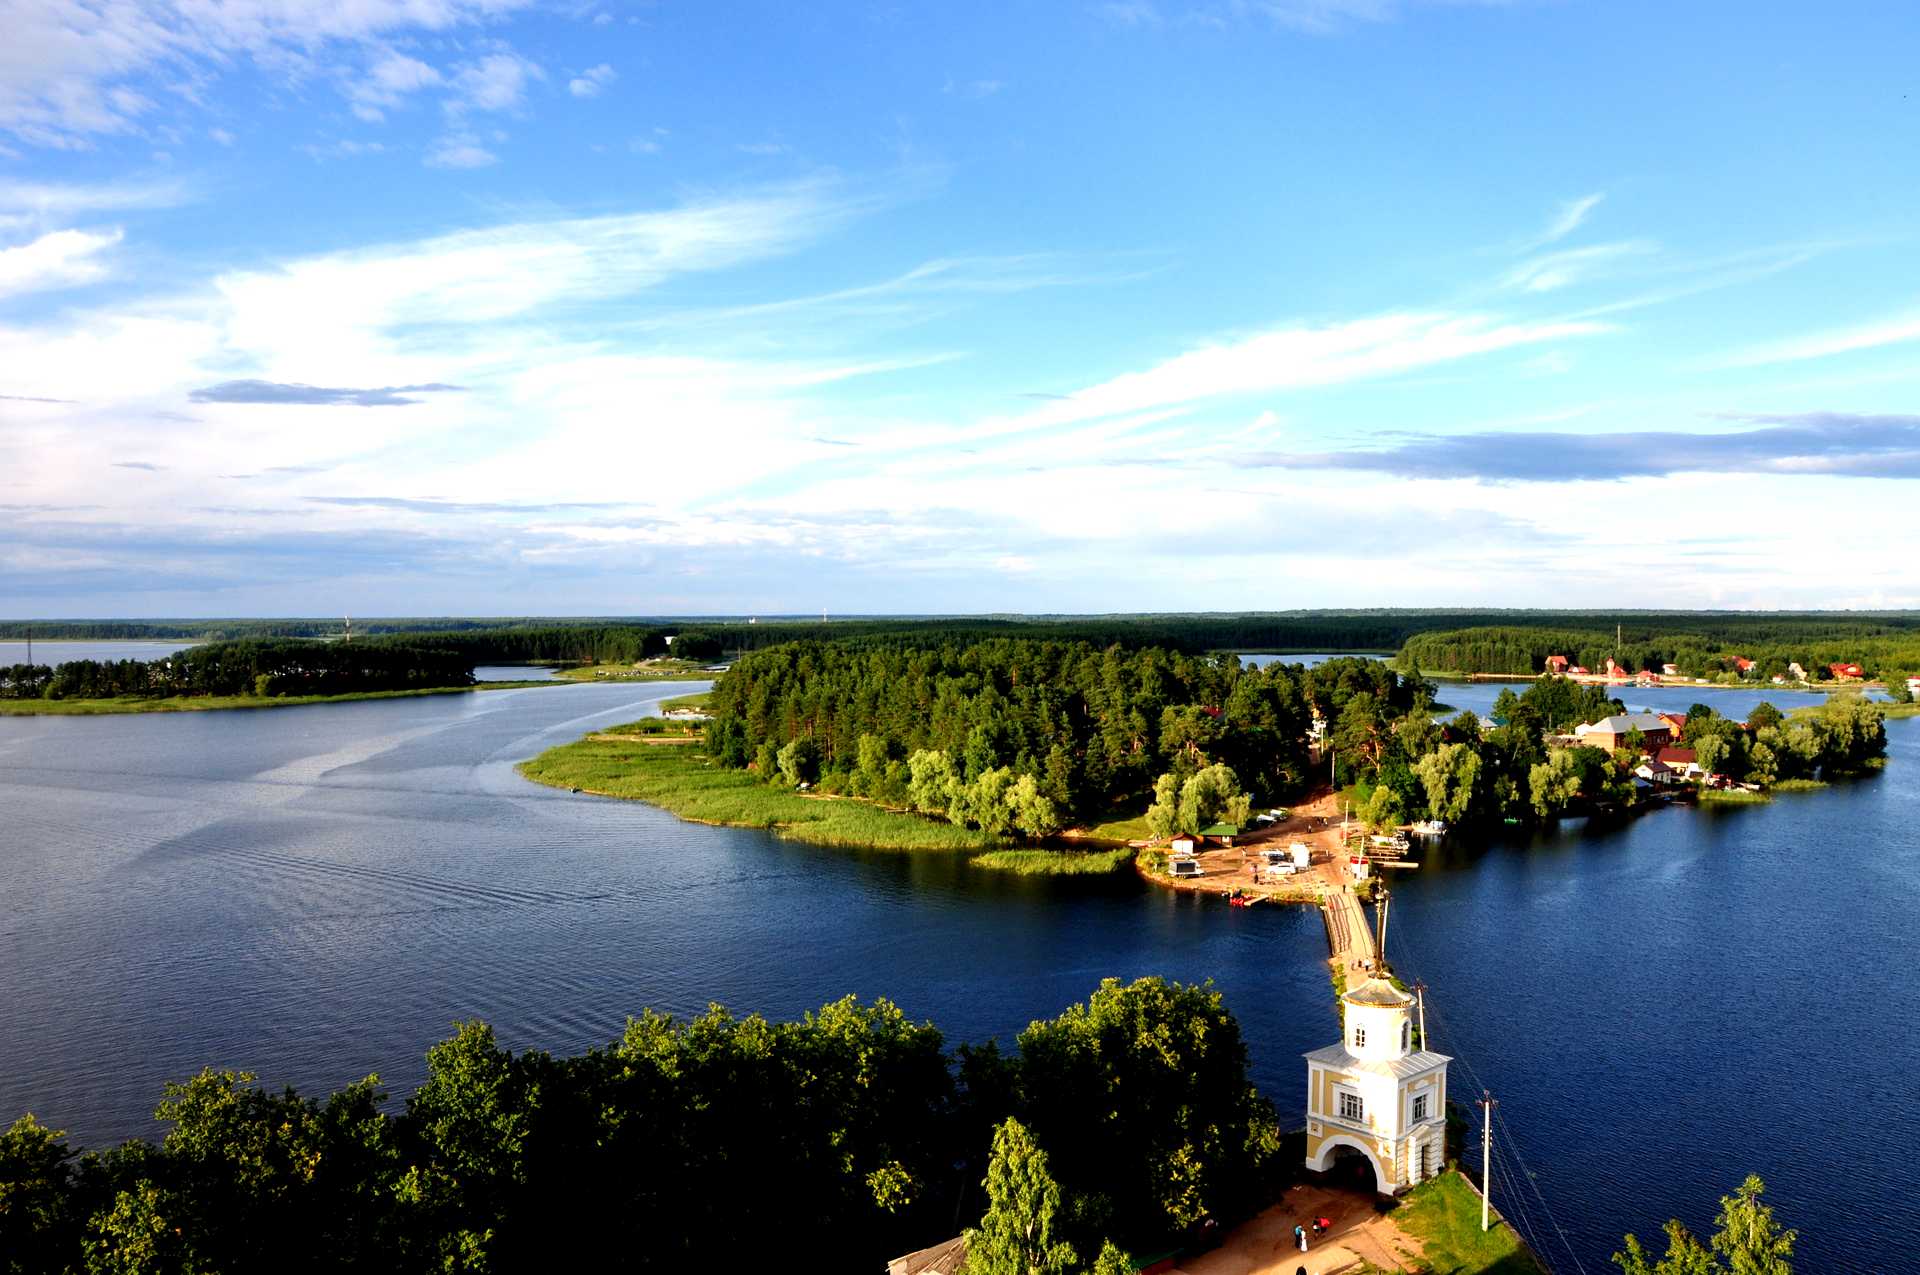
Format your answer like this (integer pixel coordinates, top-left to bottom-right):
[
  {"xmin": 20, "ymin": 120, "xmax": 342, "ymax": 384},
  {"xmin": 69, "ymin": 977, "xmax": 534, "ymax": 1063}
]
[
  {"xmin": 0, "ymin": 640, "xmax": 198, "ymax": 666},
  {"xmin": 0, "ymin": 680, "xmax": 1911, "ymax": 1272}
]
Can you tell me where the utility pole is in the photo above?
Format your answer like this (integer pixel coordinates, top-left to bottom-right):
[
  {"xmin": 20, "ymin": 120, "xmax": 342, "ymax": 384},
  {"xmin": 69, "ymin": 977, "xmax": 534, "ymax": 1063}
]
[{"xmin": 1479, "ymin": 1091, "xmax": 1498, "ymax": 1231}]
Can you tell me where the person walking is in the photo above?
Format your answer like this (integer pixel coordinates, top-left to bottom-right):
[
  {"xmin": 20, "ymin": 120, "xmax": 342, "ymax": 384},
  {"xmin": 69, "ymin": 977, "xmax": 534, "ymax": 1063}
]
[{"xmin": 1294, "ymin": 1222, "xmax": 1307, "ymax": 1252}]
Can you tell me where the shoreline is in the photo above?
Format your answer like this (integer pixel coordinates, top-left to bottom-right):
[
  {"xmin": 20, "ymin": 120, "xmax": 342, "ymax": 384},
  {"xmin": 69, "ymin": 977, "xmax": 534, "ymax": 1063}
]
[{"xmin": 0, "ymin": 680, "xmax": 559, "ymax": 716}]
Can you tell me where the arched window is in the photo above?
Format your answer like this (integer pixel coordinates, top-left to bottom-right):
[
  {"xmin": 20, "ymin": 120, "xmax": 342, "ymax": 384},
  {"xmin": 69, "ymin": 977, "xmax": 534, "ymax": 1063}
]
[{"xmin": 1402, "ymin": 1020, "xmax": 1411, "ymax": 1051}]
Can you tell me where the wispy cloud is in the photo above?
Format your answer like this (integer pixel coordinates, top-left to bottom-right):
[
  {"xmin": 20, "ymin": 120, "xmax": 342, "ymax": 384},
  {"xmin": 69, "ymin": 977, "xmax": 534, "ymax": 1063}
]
[
  {"xmin": 1246, "ymin": 411, "xmax": 1920, "ymax": 481},
  {"xmin": 1526, "ymin": 192, "xmax": 1604, "ymax": 249},
  {"xmin": 189, "ymin": 380, "xmax": 466, "ymax": 407},
  {"xmin": 1502, "ymin": 239, "xmax": 1654, "ymax": 293},
  {"xmin": 1709, "ymin": 309, "xmax": 1920, "ymax": 369},
  {"xmin": 425, "ymin": 131, "xmax": 499, "ymax": 168},
  {"xmin": 111, "ymin": 460, "xmax": 165, "ymax": 471},
  {"xmin": 1, "ymin": 0, "xmax": 537, "ymax": 146}
]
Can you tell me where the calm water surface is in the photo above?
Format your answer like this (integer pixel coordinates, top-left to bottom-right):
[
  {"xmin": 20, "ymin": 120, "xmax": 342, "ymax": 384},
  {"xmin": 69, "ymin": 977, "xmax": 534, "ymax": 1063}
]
[
  {"xmin": 0, "ymin": 679, "xmax": 1912, "ymax": 1272},
  {"xmin": 0, "ymin": 640, "xmax": 197, "ymax": 665}
]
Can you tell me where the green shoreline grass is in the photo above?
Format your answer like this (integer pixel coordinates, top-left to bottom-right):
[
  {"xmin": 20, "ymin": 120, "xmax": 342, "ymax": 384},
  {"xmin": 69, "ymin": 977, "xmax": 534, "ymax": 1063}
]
[
  {"xmin": 517, "ymin": 731, "xmax": 995, "ymax": 851},
  {"xmin": 0, "ymin": 681, "xmax": 556, "ymax": 716},
  {"xmin": 970, "ymin": 847, "xmax": 1135, "ymax": 875},
  {"xmin": 1391, "ymin": 1169, "xmax": 1545, "ymax": 1274}
]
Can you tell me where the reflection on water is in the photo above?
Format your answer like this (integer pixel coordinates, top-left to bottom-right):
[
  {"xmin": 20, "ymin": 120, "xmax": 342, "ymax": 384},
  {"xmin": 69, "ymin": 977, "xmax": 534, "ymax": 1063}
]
[{"xmin": 0, "ymin": 680, "xmax": 1912, "ymax": 1271}]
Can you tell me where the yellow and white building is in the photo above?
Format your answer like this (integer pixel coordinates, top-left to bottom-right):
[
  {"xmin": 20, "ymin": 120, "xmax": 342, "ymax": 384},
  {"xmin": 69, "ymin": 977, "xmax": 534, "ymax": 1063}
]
[{"xmin": 1303, "ymin": 976, "xmax": 1450, "ymax": 1195}]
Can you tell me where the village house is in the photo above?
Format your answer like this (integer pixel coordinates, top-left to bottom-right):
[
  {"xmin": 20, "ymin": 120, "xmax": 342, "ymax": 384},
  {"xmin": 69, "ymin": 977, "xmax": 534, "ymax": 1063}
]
[
  {"xmin": 1788, "ymin": 661, "xmax": 1807, "ymax": 682},
  {"xmin": 1733, "ymin": 657, "xmax": 1755, "ymax": 675},
  {"xmin": 1908, "ymin": 675, "xmax": 1920, "ymax": 697},
  {"xmin": 1657, "ymin": 712, "xmax": 1688, "ymax": 737},
  {"xmin": 1828, "ymin": 662, "xmax": 1864, "ymax": 681},
  {"xmin": 1545, "ymin": 654, "xmax": 1570, "ymax": 674},
  {"xmin": 1655, "ymin": 746, "xmax": 1704, "ymax": 782},
  {"xmin": 1634, "ymin": 756, "xmax": 1677, "ymax": 786},
  {"xmin": 1661, "ymin": 663, "xmax": 1680, "ymax": 677},
  {"xmin": 1573, "ymin": 712, "xmax": 1672, "ymax": 752}
]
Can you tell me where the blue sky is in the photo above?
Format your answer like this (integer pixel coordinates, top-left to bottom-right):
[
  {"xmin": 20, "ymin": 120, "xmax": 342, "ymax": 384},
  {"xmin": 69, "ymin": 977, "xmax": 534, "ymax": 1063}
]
[{"xmin": 2, "ymin": 1, "xmax": 1918, "ymax": 617}]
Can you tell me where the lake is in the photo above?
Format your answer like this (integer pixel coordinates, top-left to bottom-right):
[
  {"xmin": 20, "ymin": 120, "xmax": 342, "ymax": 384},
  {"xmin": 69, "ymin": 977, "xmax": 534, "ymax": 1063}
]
[
  {"xmin": 0, "ymin": 640, "xmax": 198, "ymax": 666},
  {"xmin": 0, "ymin": 680, "xmax": 1911, "ymax": 1271}
]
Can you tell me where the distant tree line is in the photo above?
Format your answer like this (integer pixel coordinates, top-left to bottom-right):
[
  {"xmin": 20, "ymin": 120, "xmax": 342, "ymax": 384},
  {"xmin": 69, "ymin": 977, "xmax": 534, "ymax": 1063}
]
[
  {"xmin": 0, "ymin": 640, "xmax": 474, "ymax": 701},
  {"xmin": 1401, "ymin": 622, "xmax": 1920, "ymax": 688},
  {"xmin": 20, "ymin": 608, "xmax": 1920, "ymax": 666},
  {"xmin": 0, "ymin": 978, "xmax": 1279, "ymax": 1274}
]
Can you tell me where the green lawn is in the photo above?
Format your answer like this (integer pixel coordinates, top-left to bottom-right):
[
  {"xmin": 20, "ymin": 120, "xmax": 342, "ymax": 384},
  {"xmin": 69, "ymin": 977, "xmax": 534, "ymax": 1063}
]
[
  {"xmin": 1080, "ymin": 812, "xmax": 1151, "ymax": 843},
  {"xmin": 969, "ymin": 848, "xmax": 1135, "ymax": 875},
  {"xmin": 1391, "ymin": 1170, "xmax": 1545, "ymax": 1275},
  {"xmin": 517, "ymin": 734, "xmax": 995, "ymax": 851},
  {"xmin": 661, "ymin": 690, "xmax": 715, "ymax": 712},
  {"xmin": 0, "ymin": 682, "xmax": 555, "ymax": 716}
]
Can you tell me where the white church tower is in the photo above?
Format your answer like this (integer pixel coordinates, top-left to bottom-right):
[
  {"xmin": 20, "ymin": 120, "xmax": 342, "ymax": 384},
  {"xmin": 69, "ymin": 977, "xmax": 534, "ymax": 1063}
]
[{"xmin": 1303, "ymin": 973, "xmax": 1451, "ymax": 1195}]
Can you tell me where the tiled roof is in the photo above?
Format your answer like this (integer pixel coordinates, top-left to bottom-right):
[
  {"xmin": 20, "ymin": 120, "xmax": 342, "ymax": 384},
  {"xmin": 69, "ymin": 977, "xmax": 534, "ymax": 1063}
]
[{"xmin": 1303, "ymin": 1043, "xmax": 1452, "ymax": 1078}]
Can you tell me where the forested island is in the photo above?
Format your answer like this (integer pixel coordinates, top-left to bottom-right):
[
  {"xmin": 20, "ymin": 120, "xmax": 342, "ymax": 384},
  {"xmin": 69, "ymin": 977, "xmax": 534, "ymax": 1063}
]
[{"xmin": 522, "ymin": 634, "xmax": 1890, "ymax": 855}]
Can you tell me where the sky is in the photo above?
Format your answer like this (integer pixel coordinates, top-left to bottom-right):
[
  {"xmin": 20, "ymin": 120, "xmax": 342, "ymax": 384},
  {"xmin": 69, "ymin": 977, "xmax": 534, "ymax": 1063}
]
[{"xmin": 2, "ymin": 0, "xmax": 1918, "ymax": 617}]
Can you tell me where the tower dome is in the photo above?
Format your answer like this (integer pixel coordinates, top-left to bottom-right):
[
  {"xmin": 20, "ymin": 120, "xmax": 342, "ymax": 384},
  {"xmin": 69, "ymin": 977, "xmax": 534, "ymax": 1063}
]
[{"xmin": 1341, "ymin": 976, "xmax": 1414, "ymax": 1062}]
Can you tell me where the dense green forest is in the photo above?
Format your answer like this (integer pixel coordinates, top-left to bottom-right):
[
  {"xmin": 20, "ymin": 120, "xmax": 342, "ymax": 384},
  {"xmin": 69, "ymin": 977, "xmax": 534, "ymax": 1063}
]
[
  {"xmin": 1401, "ymin": 622, "xmax": 1920, "ymax": 689},
  {"xmin": 0, "ymin": 640, "xmax": 475, "ymax": 701},
  {"xmin": 0, "ymin": 978, "xmax": 1278, "ymax": 1274},
  {"xmin": 692, "ymin": 643, "xmax": 1434, "ymax": 838}
]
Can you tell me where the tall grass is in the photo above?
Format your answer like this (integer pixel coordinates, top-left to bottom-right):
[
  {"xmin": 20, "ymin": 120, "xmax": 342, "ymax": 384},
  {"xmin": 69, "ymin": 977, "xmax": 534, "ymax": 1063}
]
[
  {"xmin": 518, "ymin": 736, "xmax": 995, "ymax": 851},
  {"xmin": 970, "ymin": 848, "xmax": 1135, "ymax": 875}
]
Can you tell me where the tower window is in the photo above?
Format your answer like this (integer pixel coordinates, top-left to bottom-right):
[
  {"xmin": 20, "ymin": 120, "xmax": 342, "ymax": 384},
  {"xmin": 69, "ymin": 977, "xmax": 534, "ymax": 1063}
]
[
  {"xmin": 1353, "ymin": 1025, "xmax": 1366, "ymax": 1048},
  {"xmin": 1339, "ymin": 1092, "xmax": 1364, "ymax": 1122},
  {"xmin": 1412, "ymin": 1094, "xmax": 1429, "ymax": 1122},
  {"xmin": 1403, "ymin": 1021, "xmax": 1411, "ymax": 1051}
]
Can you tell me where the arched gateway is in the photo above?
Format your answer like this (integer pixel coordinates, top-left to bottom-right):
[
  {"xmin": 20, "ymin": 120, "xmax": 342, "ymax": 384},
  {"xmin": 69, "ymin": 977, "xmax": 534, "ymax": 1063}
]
[{"xmin": 1302, "ymin": 976, "xmax": 1450, "ymax": 1196}]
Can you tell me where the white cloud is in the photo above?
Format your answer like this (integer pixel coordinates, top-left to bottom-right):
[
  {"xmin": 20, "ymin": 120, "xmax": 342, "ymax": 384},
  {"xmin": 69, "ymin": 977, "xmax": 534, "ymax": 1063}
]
[
  {"xmin": 449, "ymin": 52, "xmax": 542, "ymax": 114},
  {"xmin": 736, "ymin": 141, "xmax": 791, "ymax": 156},
  {"xmin": 0, "ymin": 0, "xmax": 534, "ymax": 145},
  {"xmin": 569, "ymin": 64, "xmax": 617, "ymax": 98},
  {"xmin": 346, "ymin": 49, "xmax": 443, "ymax": 122},
  {"xmin": 0, "ymin": 227, "xmax": 122, "ymax": 296},
  {"xmin": 424, "ymin": 132, "xmax": 498, "ymax": 168},
  {"xmin": 208, "ymin": 127, "xmax": 235, "ymax": 146}
]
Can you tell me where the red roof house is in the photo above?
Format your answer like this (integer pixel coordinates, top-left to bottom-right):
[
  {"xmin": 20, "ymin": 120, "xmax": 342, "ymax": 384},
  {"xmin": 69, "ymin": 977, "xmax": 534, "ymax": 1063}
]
[{"xmin": 1545, "ymin": 655, "xmax": 1570, "ymax": 674}]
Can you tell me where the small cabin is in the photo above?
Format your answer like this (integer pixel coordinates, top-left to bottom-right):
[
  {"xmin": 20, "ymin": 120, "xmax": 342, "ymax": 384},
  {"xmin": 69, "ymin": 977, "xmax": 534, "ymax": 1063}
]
[
  {"xmin": 1170, "ymin": 836, "xmax": 1197, "ymax": 857},
  {"xmin": 1199, "ymin": 822, "xmax": 1240, "ymax": 846},
  {"xmin": 1170, "ymin": 857, "xmax": 1203, "ymax": 879},
  {"xmin": 1290, "ymin": 842, "xmax": 1311, "ymax": 868},
  {"xmin": 1349, "ymin": 855, "xmax": 1371, "ymax": 882}
]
